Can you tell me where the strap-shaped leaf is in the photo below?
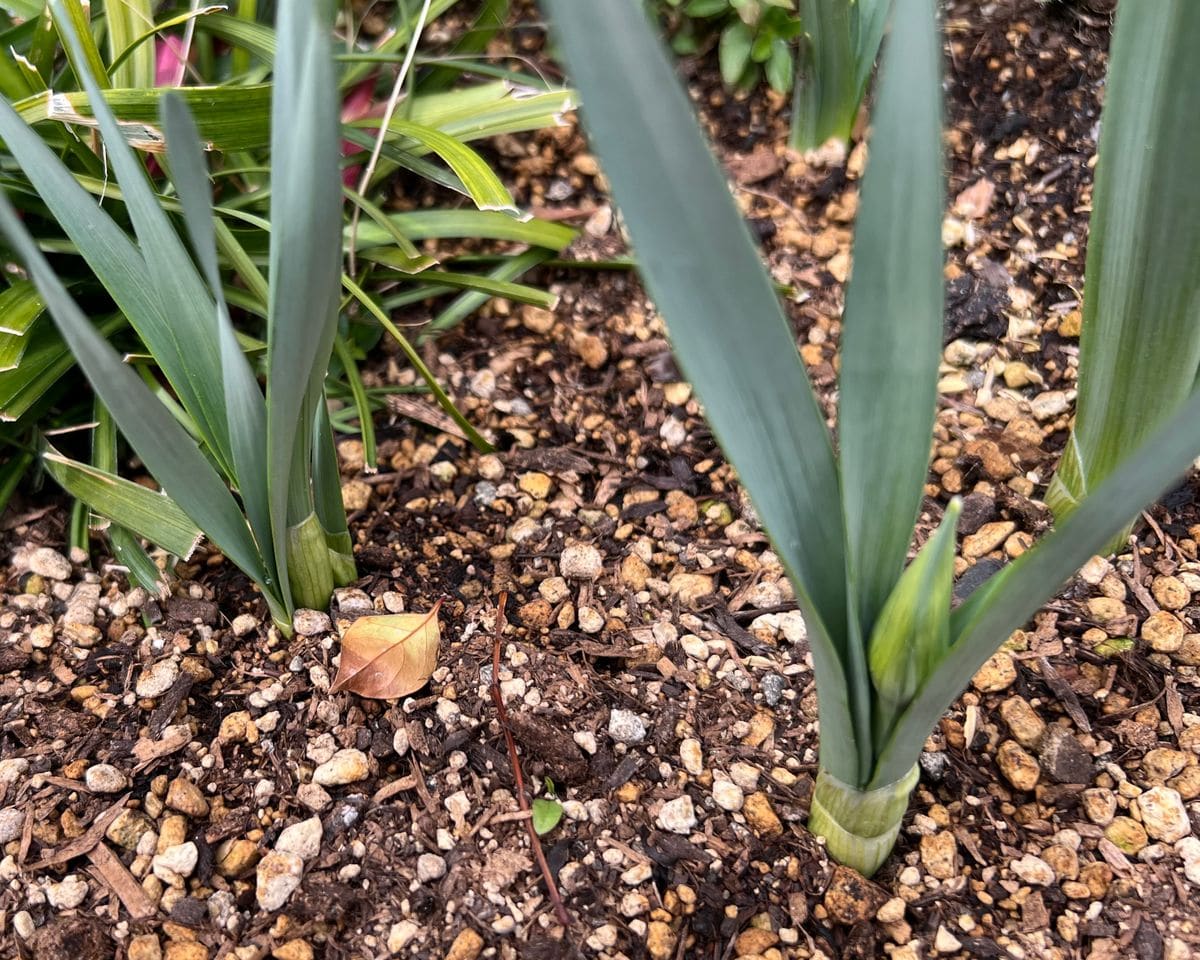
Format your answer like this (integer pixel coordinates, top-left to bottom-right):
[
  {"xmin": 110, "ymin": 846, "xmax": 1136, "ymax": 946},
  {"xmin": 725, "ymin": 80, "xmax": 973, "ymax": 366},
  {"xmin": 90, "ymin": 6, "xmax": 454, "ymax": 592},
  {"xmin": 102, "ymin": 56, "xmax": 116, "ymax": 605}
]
[
  {"xmin": 348, "ymin": 209, "xmax": 575, "ymax": 250},
  {"xmin": 541, "ymin": 0, "xmax": 857, "ymax": 782},
  {"xmin": 792, "ymin": 0, "xmax": 856, "ymax": 150},
  {"xmin": 872, "ymin": 385, "xmax": 1200, "ymax": 788},
  {"xmin": 1045, "ymin": 0, "xmax": 1200, "ymax": 523},
  {"xmin": 0, "ymin": 281, "xmax": 43, "ymax": 371},
  {"xmin": 105, "ymin": 0, "xmax": 154, "ymax": 89},
  {"xmin": 265, "ymin": 0, "xmax": 343, "ymax": 601},
  {"xmin": 838, "ymin": 0, "xmax": 943, "ymax": 638},
  {"xmin": 162, "ymin": 92, "xmax": 278, "ymax": 591},
  {"xmin": 0, "ymin": 193, "xmax": 266, "ymax": 583},
  {"xmin": 867, "ymin": 498, "xmax": 958, "ymax": 735}
]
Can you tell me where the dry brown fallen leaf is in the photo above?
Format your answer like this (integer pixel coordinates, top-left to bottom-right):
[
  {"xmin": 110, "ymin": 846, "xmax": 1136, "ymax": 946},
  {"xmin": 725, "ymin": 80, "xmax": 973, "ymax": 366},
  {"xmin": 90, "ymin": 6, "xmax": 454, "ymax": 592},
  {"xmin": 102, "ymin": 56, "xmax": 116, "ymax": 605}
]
[{"xmin": 330, "ymin": 602, "xmax": 442, "ymax": 699}]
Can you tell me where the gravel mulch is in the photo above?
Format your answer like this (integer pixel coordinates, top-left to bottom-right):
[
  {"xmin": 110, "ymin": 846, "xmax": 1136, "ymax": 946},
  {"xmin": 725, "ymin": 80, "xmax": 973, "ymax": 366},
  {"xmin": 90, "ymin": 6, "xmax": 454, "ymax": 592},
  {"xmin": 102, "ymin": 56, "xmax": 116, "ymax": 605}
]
[{"xmin": 2, "ymin": 1, "xmax": 1199, "ymax": 958}]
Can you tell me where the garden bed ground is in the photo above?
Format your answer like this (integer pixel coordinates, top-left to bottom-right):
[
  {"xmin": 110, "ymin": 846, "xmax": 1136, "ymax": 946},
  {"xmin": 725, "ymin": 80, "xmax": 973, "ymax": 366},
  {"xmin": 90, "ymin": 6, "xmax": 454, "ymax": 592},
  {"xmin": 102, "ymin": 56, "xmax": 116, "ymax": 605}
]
[{"xmin": 3, "ymin": 1, "xmax": 1199, "ymax": 958}]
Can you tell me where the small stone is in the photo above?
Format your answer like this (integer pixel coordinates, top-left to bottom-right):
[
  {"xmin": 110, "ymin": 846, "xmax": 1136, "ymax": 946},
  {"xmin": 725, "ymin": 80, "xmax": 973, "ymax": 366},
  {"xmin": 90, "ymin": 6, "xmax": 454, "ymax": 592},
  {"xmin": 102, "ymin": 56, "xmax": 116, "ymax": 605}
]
[
  {"xmin": 999, "ymin": 696, "xmax": 1046, "ymax": 749},
  {"xmin": 1104, "ymin": 817, "xmax": 1148, "ymax": 854},
  {"xmin": 877, "ymin": 897, "xmax": 906, "ymax": 924},
  {"xmin": 934, "ymin": 925, "xmax": 963, "ymax": 954},
  {"xmin": 743, "ymin": 792, "xmax": 783, "ymax": 838},
  {"xmin": 218, "ymin": 711, "xmax": 257, "ymax": 744},
  {"xmin": 445, "ymin": 928, "xmax": 484, "ymax": 960},
  {"xmin": 231, "ymin": 614, "xmax": 258, "ymax": 637},
  {"xmin": 1144, "ymin": 748, "xmax": 1191, "ymax": 782},
  {"xmin": 824, "ymin": 865, "xmax": 881, "ymax": 925},
  {"xmin": 313, "ymin": 748, "xmax": 370, "ymax": 786},
  {"xmin": 164, "ymin": 945, "xmax": 208, "ymax": 960},
  {"xmin": 920, "ymin": 832, "xmax": 959, "ymax": 880},
  {"xmin": 215, "ymin": 839, "xmax": 260, "ymax": 878},
  {"xmin": 1084, "ymin": 787, "xmax": 1118, "ymax": 825},
  {"xmin": 521, "ymin": 305, "xmax": 556, "ymax": 334},
  {"xmin": 538, "ymin": 577, "xmax": 570, "ymax": 604},
  {"xmin": 971, "ymin": 651, "xmax": 1017, "ymax": 693},
  {"xmin": 275, "ymin": 817, "xmax": 323, "ymax": 861},
  {"xmin": 963, "ymin": 521, "xmax": 1016, "ymax": 559},
  {"xmin": 712, "ymin": 780, "xmax": 744, "ymax": 812},
  {"xmin": 559, "ymin": 542, "xmax": 603, "ymax": 580},
  {"xmin": 292, "ymin": 609, "xmax": 331, "ymax": 636},
  {"xmin": 297, "ymin": 783, "xmax": 332, "ymax": 812},
  {"xmin": 646, "ymin": 921, "xmax": 676, "ymax": 960},
  {"xmin": 574, "ymin": 333, "xmax": 608, "ymax": 370},
  {"xmin": 84, "ymin": 763, "xmax": 128, "ymax": 794},
  {"xmin": 417, "ymin": 853, "xmax": 447, "ymax": 883},
  {"xmin": 1030, "ymin": 390, "xmax": 1069, "ymax": 420},
  {"xmin": 0, "ymin": 807, "xmax": 24, "ymax": 844},
  {"xmin": 387, "ymin": 920, "xmax": 420, "ymax": 953},
  {"xmin": 574, "ymin": 730, "xmax": 598, "ymax": 754},
  {"xmin": 0, "ymin": 758, "xmax": 27, "ymax": 787},
  {"xmin": 1177, "ymin": 836, "xmax": 1200, "ymax": 886},
  {"xmin": 1010, "ymin": 854, "xmax": 1055, "ymax": 886},
  {"xmin": 621, "ymin": 862, "xmax": 652, "ymax": 885},
  {"xmin": 256, "ymin": 851, "xmax": 304, "ymax": 911},
  {"xmin": 106, "ymin": 809, "xmax": 154, "ymax": 850},
  {"xmin": 997, "ymin": 740, "xmax": 1041, "ymax": 791},
  {"xmin": 730, "ymin": 762, "xmax": 761, "ymax": 792},
  {"xmin": 45, "ymin": 874, "xmax": 89, "ymax": 908},
  {"xmin": 1142, "ymin": 611, "xmax": 1185, "ymax": 653},
  {"xmin": 136, "ymin": 660, "xmax": 180, "ymax": 698},
  {"xmin": 577, "ymin": 606, "xmax": 605, "ymax": 634},
  {"xmin": 152, "ymin": 842, "xmax": 198, "ymax": 884},
  {"xmin": 1038, "ymin": 725, "xmax": 1093, "ymax": 784},
  {"xmin": 28, "ymin": 547, "xmax": 71, "ymax": 580},
  {"xmin": 657, "ymin": 795, "xmax": 697, "ymax": 834},
  {"xmin": 761, "ymin": 673, "xmax": 786, "ymax": 705},
  {"xmin": 1152, "ymin": 576, "xmax": 1191, "ymax": 610},
  {"xmin": 608, "ymin": 709, "xmax": 647, "ymax": 744},
  {"xmin": 128, "ymin": 934, "xmax": 163, "ymax": 960},
  {"xmin": 742, "ymin": 711, "xmax": 775, "ymax": 748},
  {"xmin": 341, "ymin": 479, "xmax": 371, "ymax": 511},
  {"xmin": 518, "ymin": 472, "xmax": 553, "ymax": 499},
  {"xmin": 668, "ymin": 572, "xmax": 714, "ymax": 604},
  {"xmin": 271, "ymin": 940, "xmax": 313, "ymax": 960},
  {"xmin": 733, "ymin": 929, "xmax": 778, "ymax": 955},
  {"xmin": 166, "ymin": 777, "xmax": 210, "ymax": 818},
  {"xmin": 518, "ymin": 598, "xmax": 553, "ymax": 629},
  {"xmin": 679, "ymin": 739, "xmax": 703, "ymax": 776},
  {"xmin": 1043, "ymin": 843, "xmax": 1079, "ymax": 880},
  {"xmin": 619, "ymin": 554, "xmax": 651, "ymax": 591},
  {"xmin": 13, "ymin": 910, "xmax": 34, "ymax": 940},
  {"xmin": 1137, "ymin": 786, "xmax": 1191, "ymax": 842}
]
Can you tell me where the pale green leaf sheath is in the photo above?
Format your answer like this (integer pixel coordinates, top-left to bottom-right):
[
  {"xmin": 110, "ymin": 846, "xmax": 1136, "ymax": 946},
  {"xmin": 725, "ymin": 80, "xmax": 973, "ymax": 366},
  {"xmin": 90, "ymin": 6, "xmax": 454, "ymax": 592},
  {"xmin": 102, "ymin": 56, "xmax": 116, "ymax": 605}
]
[{"xmin": 1045, "ymin": 0, "xmax": 1200, "ymax": 544}]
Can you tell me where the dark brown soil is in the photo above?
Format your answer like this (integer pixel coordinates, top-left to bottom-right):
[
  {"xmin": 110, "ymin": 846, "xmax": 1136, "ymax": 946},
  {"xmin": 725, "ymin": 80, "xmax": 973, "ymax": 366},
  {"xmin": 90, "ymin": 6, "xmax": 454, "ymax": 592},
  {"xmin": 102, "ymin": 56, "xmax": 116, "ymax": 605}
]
[{"xmin": 3, "ymin": 2, "xmax": 1199, "ymax": 960}]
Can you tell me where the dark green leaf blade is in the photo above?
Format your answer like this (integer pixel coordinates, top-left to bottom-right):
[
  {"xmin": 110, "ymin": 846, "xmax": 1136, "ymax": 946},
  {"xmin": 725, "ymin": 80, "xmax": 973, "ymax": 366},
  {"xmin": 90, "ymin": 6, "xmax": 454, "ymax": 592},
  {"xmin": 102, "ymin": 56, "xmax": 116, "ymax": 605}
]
[
  {"xmin": 1045, "ymin": 1, "xmax": 1200, "ymax": 529},
  {"xmin": 838, "ymin": 0, "xmax": 943, "ymax": 638}
]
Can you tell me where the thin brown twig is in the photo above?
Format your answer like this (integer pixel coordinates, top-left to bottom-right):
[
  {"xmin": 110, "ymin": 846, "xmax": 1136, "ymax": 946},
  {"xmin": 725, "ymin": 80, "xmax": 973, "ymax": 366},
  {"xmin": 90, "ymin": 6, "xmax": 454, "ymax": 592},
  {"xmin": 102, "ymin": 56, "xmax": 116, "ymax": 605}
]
[{"xmin": 491, "ymin": 592, "xmax": 572, "ymax": 927}]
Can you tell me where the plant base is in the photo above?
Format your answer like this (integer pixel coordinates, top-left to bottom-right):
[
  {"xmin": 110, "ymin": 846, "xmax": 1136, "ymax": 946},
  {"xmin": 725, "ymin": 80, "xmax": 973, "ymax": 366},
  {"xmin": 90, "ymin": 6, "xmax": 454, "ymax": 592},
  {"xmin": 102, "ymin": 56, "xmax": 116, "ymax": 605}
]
[{"xmin": 807, "ymin": 763, "xmax": 919, "ymax": 877}]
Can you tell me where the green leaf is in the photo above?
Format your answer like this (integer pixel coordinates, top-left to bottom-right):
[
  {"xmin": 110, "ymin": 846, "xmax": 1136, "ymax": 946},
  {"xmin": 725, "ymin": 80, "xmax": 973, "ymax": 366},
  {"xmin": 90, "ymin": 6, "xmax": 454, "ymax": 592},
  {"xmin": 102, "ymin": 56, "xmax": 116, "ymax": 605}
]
[
  {"xmin": 1045, "ymin": 0, "xmax": 1200, "ymax": 532},
  {"xmin": 792, "ymin": 0, "xmax": 857, "ymax": 149},
  {"xmin": 0, "ymin": 281, "xmax": 44, "ymax": 372},
  {"xmin": 719, "ymin": 20, "xmax": 754, "ymax": 87},
  {"xmin": 421, "ymin": 248, "xmax": 554, "ymax": 341},
  {"xmin": 0, "ymin": 192, "xmax": 266, "ymax": 584},
  {"xmin": 333, "ymin": 334, "xmax": 376, "ymax": 471},
  {"xmin": 42, "ymin": 449, "xmax": 202, "ymax": 560},
  {"xmin": 105, "ymin": 0, "xmax": 154, "ymax": 89},
  {"xmin": 162, "ymin": 92, "xmax": 277, "ymax": 589},
  {"xmin": 531, "ymin": 797, "xmax": 563, "ymax": 836},
  {"xmin": 853, "ymin": 0, "xmax": 892, "ymax": 101},
  {"xmin": 542, "ymin": 0, "xmax": 855, "ymax": 783},
  {"xmin": 873, "ymin": 384, "xmax": 1200, "ymax": 788},
  {"xmin": 55, "ymin": 0, "xmax": 110, "ymax": 91},
  {"xmin": 13, "ymin": 85, "xmax": 274, "ymax": 152},
  {"xmin": 867, "ymin": 498, "xmax": 958, "ymax": 729},
  {"xmin": 265, "ymin": 0, "xmax": 344, "ymax": 605},
  {"xmin": 348, "ymin": 209, "xmax": 575, "ymax": 251},
  {"xmin": 764, "ymin": 37, "xmax": 794, "ymax": 93},
  {"xmin": 352, "ymin": 117, "xmax": 520, "ymax": 214},
  {"xmin": 685, "ymin": 0, "xmax": 729, "ymax": 16},
  {"xmin": 363, "ymin": 257, "xmax": 558, "ymax": 308},
  {"xmin": 0, "ymin": 316, "xmax": 124, "ymax": 423},
  {"xmin": 107, "ymin": 6, "xmax": 230, "ymax": 82},
  {"xmin": 838, "ymin": 0, "xmax": 943, "ymax": 638}
]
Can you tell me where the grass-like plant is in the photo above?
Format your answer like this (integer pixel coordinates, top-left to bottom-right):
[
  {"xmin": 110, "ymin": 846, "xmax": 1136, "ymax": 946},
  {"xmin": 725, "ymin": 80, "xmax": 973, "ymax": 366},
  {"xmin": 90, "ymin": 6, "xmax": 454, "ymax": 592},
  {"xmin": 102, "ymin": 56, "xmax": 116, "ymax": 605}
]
[
  {"xmin": 0, "ymin": 0, "xmax": 353, "ymax": 627},
  {"xmin": 543, "ymin": 0, "xmax": 1200, "ymax": 875},
  {"xmin": 1044, "ymin": 7, "xmax": 1200, "ymax": 544}
]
